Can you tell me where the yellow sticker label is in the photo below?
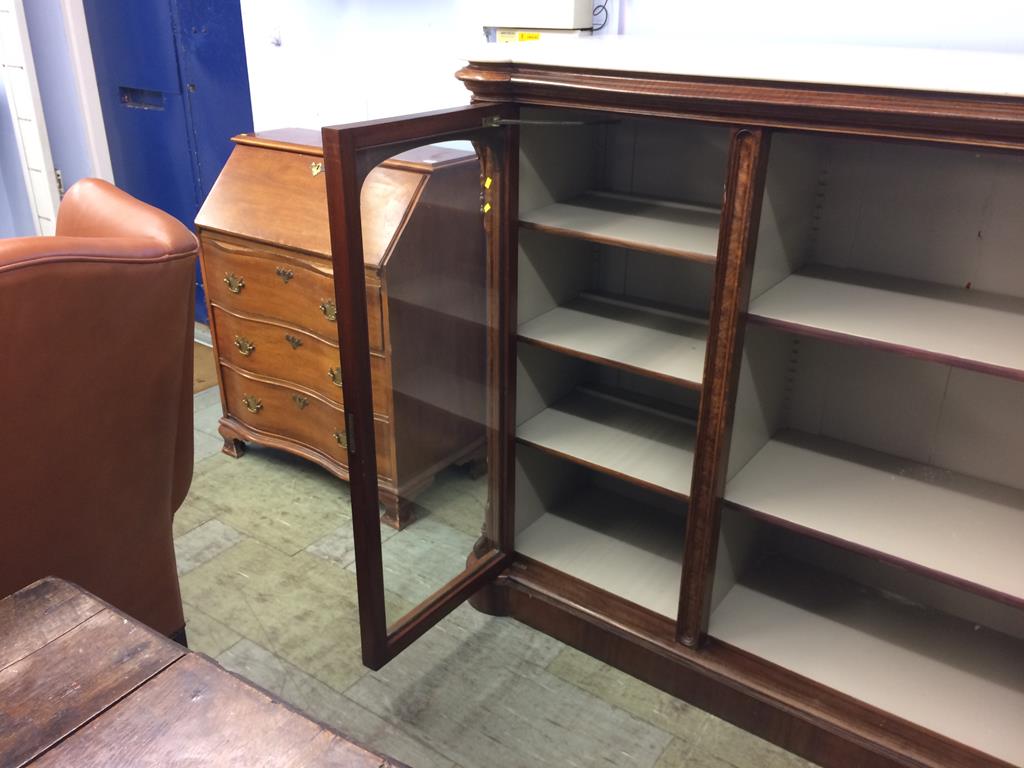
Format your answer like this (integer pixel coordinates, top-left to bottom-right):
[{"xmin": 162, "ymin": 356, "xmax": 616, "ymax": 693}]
[
  {"xmin": 484, "ymin": 176, "xmax": 492, "ymax": 190},
  {"xmin": 497, "ymin": 30, "xmax": 517, "ymax": 44},
  {"xmin": 483, "ymin": 202, "xmax": 492, "ymax": 213},
  {"xmin": 518, "ymin": 31, "xmax": 541, "ymax": 41}
]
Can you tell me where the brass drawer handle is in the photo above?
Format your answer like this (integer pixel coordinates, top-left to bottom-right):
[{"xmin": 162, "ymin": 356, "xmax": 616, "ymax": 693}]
[
  {"xmin": 333, "ymin": 428, "xmax": 347, "ymax": 448},
  {"xmin": 275, "ymin": 267, "xmax": 293, "ymax": 284},
  {"xmin": 328, "ymin": 367, "xmax": 342, "ymax": 387},
  {"xmin": 285, "ymin": 334, "xmax": 303, "ymax": 350},
  {"xmin": 319, "ymin": 299, "xmax": 337, "ymax": 322},
  {"xmin": 292, "ymin": 394, "xmax": 309, "ymax": 410},
  {"xmin": 242, "ymin": 394, "xmax": 262, "ymax": 414},
  {"xmin": 310, "ymin": 161, "xmax": 324, "ymax": 177},
  {"xmin": 223, "ymin": 273, "xmax": 245, "ymax": 294},
  {"xmin": 234, "ymin": 336, "xmax": 255, "ymax": 356}
]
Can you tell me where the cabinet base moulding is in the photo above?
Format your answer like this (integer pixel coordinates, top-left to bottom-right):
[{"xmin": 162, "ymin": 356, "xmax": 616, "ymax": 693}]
[{"xmin": 468, "ymin": 556, "xmax": 1010, "ymax": 768}]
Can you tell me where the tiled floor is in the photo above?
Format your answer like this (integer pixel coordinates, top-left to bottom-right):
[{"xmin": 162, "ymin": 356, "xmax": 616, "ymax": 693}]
[{"xmin": 178, "ymin": 388, "xmax": 816, "ymax": 768}]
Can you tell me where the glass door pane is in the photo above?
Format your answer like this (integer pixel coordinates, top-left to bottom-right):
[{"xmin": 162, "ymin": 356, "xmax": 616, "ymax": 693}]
[{"xmin": 322, "ymin": 105, "xmax": 515, "ymax": 667}]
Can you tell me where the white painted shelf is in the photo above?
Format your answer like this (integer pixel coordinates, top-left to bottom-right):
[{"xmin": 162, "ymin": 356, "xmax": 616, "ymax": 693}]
[
  {"xmin": 516, "ymin": 388, "xmax": 696, "ymax": 498},
  {"xmin": 519, "ymin": 191, "xmax": 720, "ymax": 262},
  {"xmin": 725, "ymin": 430, "xmax": 1024, "ymax": 604},
  {"xmin": 710, "ymin": 557, "xmax": 1024, "ymax": 767},
  {"xmin": 516, "ymin": 487, "xmax": 683, "ymax": 619},
  {"xmin": 749, "ymin": 266, "xmax": 1024, "ymax": 379},
  {"xmin": 518, "ymin": 293, "xmax": 708, "ymax": 386}
]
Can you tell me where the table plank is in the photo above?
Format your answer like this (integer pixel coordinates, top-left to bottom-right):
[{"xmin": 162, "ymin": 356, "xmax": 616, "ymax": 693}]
[
  {"xmin": 0, "ymin": 606, "xmax": 183, "ymax": 767},
  {"xmin": 0, "ymin": 577, "xmax": 104, "ymax": 671},
  {"xmin": 32, "ymin": 654, "xmax": 403, "ymax": 767}
]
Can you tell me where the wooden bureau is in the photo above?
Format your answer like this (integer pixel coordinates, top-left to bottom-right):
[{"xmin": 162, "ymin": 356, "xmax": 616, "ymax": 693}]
[{"xmin": 195, "ymin": 129, "xmax": 485, "ymax": 528}]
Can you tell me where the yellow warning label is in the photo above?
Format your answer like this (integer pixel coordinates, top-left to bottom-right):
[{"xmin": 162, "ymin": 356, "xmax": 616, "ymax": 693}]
[
  {"xmin": 496, "ymin": 29, "xmax": 542, "ymax": 43},
  {"xmin": 483, "ymin": 202, "xmax": 492, "ymax": 213},
  {"xmin": 484, "ymin": 177, "xmax": 492, "ymax": 190}
]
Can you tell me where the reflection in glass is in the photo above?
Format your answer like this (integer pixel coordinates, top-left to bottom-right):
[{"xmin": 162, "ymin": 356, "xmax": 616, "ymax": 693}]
[{"xmin": 355, "ymin": 144, "xmax": 495, "ymax": 626}]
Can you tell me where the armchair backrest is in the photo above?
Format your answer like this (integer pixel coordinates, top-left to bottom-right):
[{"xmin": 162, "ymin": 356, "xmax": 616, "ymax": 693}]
[{"xmin": 0, "ymin": 179, "xmax": 198, "ymax": 635}]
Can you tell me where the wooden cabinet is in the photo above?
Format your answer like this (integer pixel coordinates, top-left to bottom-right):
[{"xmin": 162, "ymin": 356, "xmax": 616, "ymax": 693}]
[
  {"xmin": 195, "ymin": 130, "xmax": 486, "ymax": 528},
  {"xmin": 321, "ymin": 45, "xmax": 1024, "ymax": 768}
]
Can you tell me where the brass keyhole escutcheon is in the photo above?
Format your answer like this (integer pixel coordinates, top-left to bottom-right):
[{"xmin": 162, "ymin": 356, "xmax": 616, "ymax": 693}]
[
  {"xmin": 333, "ymin": 428, "xmax": 347, "ymax": 448},
  {"xmin": 242, "ymin": 394, "xmax": 262, "ymax": 414},
  {"xmin": 234, "ymin": 336, "xmax": 255, "ymax": 356},
  {"xmin": 223, "ymin": 272, "xmax": 245, "ymax": 294},
  {"xmin": 285, "ymin": 334, "xmax": 303, "ymax": 350},
  {"xmin": 292, "ymin": 394, "xmax": 309, "ymax": 410},
  {"xmin": 275, "ymin": 266, "xmax": 294, "ymax": 284},
  {"xmin": 310, "ymin": 161, "xmax": 324, "ymax": 177},
  {"xmin": 328, "ymin": 367, "xmax": 342, "ymax": 387},
  {"xmin": 319, "ymin": 299, "xmax": 337, "ymax": 321}
]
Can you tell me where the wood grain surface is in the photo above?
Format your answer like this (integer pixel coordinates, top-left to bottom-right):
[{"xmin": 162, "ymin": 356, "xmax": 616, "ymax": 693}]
[{"xmin": 4, "ymin": 579, "xmax": 405, "ymax": 768}]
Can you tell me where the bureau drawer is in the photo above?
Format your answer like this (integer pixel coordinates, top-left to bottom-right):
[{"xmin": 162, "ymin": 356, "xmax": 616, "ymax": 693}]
[
  {"xmin": 220, "ymin": 365, "xmax": 393, "ymax": 480},
  {"xmin": 202, "ymin": 236, "xmax": 385, "ymax": 350},
  {"xmin": 213, "ymin": 308, "xmax": 390, "ymax": 411}
]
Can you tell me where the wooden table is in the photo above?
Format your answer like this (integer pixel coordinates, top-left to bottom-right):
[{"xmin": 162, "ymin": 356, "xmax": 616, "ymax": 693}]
[{"xmin": 0, "ymin": 578, "xmax": 405, "ymax": 767}]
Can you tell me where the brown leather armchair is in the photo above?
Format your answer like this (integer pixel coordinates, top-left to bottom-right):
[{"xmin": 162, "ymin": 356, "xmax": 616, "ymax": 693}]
[{"xmin": 0, "ymin": 178, "xmax": 197, "ymax": 638}]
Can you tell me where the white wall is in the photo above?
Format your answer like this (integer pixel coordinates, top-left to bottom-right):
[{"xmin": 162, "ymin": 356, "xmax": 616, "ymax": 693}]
[
  {"xmin": 240, "ymin": 0, "xmax": 1024, "ymax": 133},
  {"xmin": 240, "ymin": 0, "xmax": 482, "ymax": 131},
  {"xmin": 618, "ymin": 0, "xmax": 1024, "ymax": 51}
]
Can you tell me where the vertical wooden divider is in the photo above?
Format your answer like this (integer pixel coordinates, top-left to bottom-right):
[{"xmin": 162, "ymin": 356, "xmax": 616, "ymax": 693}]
[{"xmin": 677, "ymin": 127, "xmax": 771, "ymax": 647}]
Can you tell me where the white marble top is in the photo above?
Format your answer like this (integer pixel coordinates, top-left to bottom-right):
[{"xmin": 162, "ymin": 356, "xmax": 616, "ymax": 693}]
[{"xmin": 464, "ymin": 37, "xmax": 1024, "ymax": 99}]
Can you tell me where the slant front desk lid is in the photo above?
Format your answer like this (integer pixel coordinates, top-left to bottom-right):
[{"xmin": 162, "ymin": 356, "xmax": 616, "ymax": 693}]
[
  {"xmin": 195, "ymin": 128, "xmax": 472, "ymax": 266},
  {"xmin": 463, "ymin": 37, "xmax": 1024, "ymax": 99}
]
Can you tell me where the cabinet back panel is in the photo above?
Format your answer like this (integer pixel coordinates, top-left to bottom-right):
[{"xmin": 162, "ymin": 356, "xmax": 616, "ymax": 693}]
[
  {"xmin": 814, "ymin": 140, "xmax": 1024, "ymax": 296},
  {"xmin": 519, "ymin": 108, "xmax": 604, "ymax": 215},
  {"xmin": 750, "ymin": 133, "xmax": 826, "ymax": 301},
  {"xmin": 726, "ymin": 325, "xmax": 793, "ymax": 481},
  {"xmin": 785, "ymin": 338, "xmax": 1024, "ymax": 491},
  {"xmin": 517, "ymin": 229, "xmax": 593, "ymax": 325},
  {"xmin": 594, "ymin": 245, "xmax": 713, "ymax": 314},
  {"xmin": 603, "ymin": 118, "xmax": 730, "ymax": 207},
  {"xmin": 519, "ymin": 108, "xmax": 731, "ymax": 215},
  {"xmin": 777, "ymin": 528, "xmax": 1024, "ymax": 641}
]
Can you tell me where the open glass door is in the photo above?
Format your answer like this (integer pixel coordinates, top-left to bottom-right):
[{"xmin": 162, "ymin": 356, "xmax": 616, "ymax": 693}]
[{"xmin": 322, "ymin": 104, "xmax": 517, "ymax": 668}]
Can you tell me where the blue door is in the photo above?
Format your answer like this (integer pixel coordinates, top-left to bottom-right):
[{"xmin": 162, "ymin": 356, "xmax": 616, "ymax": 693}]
[{"xmin": 83, "ymin": 0, "xmax": 253, "ymax": 323}]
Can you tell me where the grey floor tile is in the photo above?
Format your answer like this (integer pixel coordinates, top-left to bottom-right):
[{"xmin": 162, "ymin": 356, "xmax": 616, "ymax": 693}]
[
  {"xmin": 194, "ymin": 401, "xmax": 224, "ymax": 438},
  {"xmin": 194, "ymin": 428, "xmax": 223, "ymax": 464},
  {"xmin": 184, "ymin": 446, "xmax": 349, "ymax": 555},
  {"xmin": 547, "ymin": 646, "xmax": 709, "ymax": 744},
  {"xmin": 307, "ymin": 520, "xmax": 398, "ymax": 568},
  {"xmin": 688, "ymin": 717, "xmax": 818, "ymax": 768},
  {"xmin": 355, "ymin": 516, "xmax": 479, "ymax": 617},
  {"xmin": 182, "ymin": 602, "xmax": 242, "ymax": 658},
  {"xmin": 217, "ymin": 639, "xmax": 457, "ymax": 768},
  {"xmin": 193, "ymin": 385, "xmax": 222, "ymax": 412},
  {"xmin": 346, "ymin": 604, "xmax": 671, "ymax": 768},
  {"xmin": 175, "ymin": 518, "xmax": 246, "ymax": 575}
]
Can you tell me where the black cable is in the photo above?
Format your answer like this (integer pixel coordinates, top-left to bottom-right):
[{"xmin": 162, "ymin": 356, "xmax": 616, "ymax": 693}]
[{"xmin": 593, "ymin": 1, "xmax": 609, "ymax": 32}]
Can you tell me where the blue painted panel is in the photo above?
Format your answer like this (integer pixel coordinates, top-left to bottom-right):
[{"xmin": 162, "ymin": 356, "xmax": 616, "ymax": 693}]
[
  {"xmin": 83, "ymin": 0, "xmax": 199, "ymax": 227},
  {"xmin": 175, "ymin": 0, "xmax": 253, "ymax": 200},
  {"xmin": 82, "ymin": 0, "xmax": 253, "ymax": 324}
]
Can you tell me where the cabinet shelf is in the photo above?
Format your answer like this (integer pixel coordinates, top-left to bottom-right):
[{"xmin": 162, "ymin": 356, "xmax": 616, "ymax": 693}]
[
  {"xmin": 519, "ymin": 191, "xmax": 720, "ymax": 263},
  {"xmin": 725, "ymin": 430, "xmax": 1024, "ymax": 606},
  {"xmin": 518, "ymin": 293, "xmax": 708, "ymax": 387},
  {"xmin": 710, "ymin": 556, "xmax": 1024, "ymax": 767},
  {"xmin": 516, "ymin": 388, "xmax": 696, "ymax": 499},
  {"xmin": 748, "ymin": 266, "xmax": 1024, "ymax": 380},
  {"xmin": 516, "ymin": 487, "xmax": 683, "ymax": 619}
]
